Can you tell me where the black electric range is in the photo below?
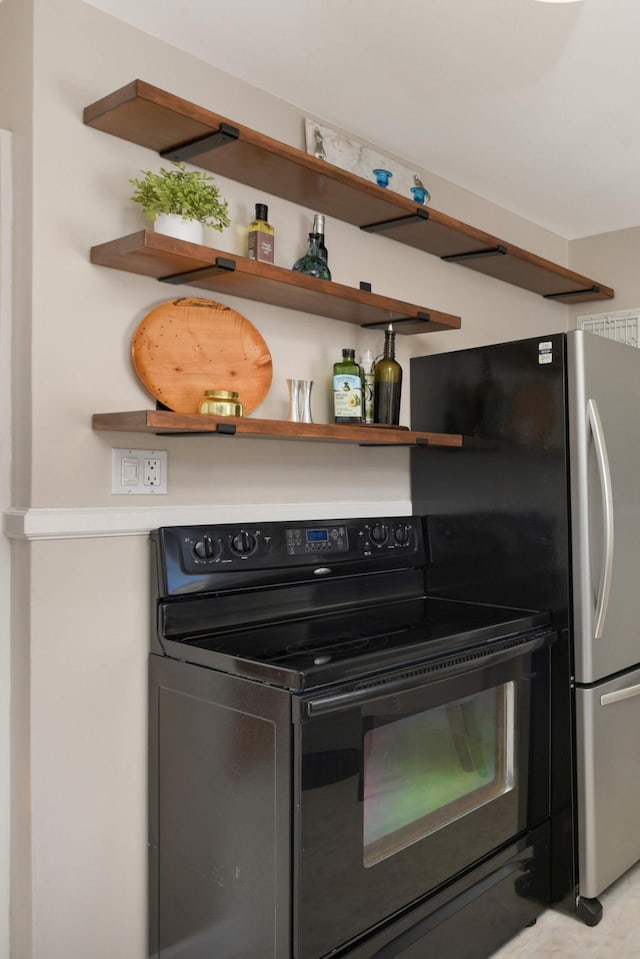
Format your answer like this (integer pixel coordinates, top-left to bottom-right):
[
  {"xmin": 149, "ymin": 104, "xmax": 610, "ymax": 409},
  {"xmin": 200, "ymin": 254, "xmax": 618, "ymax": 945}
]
[{"xmin": 150, "ymin": 514, "xmax": 549, "ymax": 690}]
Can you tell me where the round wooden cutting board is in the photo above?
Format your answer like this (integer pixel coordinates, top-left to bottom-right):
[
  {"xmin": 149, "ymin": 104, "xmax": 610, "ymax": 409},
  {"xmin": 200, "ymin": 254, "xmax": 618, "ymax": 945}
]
[{"xmin": 131, "ymin": 297, "xmax": 273, "ymax": 414}]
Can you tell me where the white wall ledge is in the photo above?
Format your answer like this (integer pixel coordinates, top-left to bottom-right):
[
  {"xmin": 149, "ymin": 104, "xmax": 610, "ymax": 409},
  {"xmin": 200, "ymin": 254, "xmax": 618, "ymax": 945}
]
[{"xmin": 3, "ymin": 501, "xmax": 413, "ymax": 540}]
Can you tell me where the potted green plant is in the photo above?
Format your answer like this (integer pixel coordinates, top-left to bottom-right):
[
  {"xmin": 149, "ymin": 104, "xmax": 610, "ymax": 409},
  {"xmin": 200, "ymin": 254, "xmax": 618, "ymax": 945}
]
[{"xmin": 129, "ymin": 161, "xmax": 231, "ymax": 244}]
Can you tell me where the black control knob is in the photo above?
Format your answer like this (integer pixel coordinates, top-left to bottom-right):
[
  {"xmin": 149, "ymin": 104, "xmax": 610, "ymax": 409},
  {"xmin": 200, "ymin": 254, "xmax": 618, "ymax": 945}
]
[
  {"xmin": 369, "ymin": 523, "xmax": 389, "ymax": 547},
  {"xmin": 230, "ymin": 530, "xmax": 257, "ymax": 556},
  {"xmin": 393, "ymin": 525, "xmax": 411, "ymax": 546},
  {"xmin": 193, "ymin": 535, "xmax": 219, "ymax": 560}
]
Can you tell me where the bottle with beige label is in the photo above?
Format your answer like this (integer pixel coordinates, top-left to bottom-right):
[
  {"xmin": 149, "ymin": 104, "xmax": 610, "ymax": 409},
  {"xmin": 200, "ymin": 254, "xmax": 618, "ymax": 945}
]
[{"xmin": 247, "ymin": 203, "xmax": 275, "ymax": 263}]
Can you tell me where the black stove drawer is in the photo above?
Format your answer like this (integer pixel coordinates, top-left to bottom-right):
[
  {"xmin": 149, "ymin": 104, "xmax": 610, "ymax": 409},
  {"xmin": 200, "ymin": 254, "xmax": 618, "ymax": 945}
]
[{"xmin": 344, "ymin": 824, "xmax": 549, "ymax": 959}]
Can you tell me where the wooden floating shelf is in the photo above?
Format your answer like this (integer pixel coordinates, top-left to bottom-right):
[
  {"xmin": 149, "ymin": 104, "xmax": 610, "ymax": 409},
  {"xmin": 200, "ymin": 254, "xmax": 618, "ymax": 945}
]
[
  {"xmin": 84, "ymin": 80, "xmax": 614, "ymax": 304},
  {"xmin": 89, "ymin": 231, "xmax": 461, "ymax": 334},
  {"xmin": 91, "ymin": 410, "xmax": 464, "ymax": 448}
]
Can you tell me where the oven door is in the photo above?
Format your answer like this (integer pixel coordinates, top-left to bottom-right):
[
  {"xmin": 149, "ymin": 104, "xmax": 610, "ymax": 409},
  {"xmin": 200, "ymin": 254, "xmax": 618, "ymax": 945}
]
[{"xmin": 292, "ymin": 629, "xmax": 554, "ymax": 959}]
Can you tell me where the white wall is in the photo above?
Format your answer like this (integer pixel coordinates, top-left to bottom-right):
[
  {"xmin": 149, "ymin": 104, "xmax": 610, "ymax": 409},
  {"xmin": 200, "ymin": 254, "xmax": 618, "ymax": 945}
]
[
  {"xmin": 0, "ymin": 127, "xmax": 13, "ymax": 959},
  {"xmin": 2, "ymin": 0, "xmax": 593, "ymax": 955},
  {"xmin": 569, "ymin": 226, "xmax": 640, "ymax": 322},
  {"xmin": 0, "ymin": 1, "xmax": 33, "ymax": 956},
  {"xmin": 27, "ymin": 0, "xmax": 573, "ymax": 513}
]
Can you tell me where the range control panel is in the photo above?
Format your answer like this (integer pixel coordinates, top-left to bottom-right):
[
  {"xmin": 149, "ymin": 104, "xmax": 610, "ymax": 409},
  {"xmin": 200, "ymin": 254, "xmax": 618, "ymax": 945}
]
[
  {"xmin": 153, "ymin": 516, "xmax": 425, "ymax": 594},
  {"xmin": 286, "ymin": 524, "xmax": 349, "ymax": 555}
]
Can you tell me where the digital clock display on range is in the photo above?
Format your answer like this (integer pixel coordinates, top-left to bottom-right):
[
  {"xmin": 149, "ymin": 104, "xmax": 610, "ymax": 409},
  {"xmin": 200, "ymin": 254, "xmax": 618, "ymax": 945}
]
[{"xmin": 306, "ymin": 528, "xmax": 329, "ymax": 543}]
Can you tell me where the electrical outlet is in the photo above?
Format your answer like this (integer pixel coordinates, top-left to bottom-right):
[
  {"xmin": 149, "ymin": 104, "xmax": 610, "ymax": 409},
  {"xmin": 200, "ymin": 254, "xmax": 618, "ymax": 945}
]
[
  {"xmin": 144, "ymin": 457, "xmax": 162, "ymax": 487},
  {"xmin": 112, "ymin": 448, "xmax": 168, "ymax": 495}
]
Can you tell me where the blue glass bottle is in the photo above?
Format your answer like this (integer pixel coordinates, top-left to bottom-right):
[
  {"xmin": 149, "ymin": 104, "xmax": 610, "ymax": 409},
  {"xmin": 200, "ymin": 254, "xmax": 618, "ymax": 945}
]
[
  {"xmin": 411, "ymin": 175, "xmax": 430, "ymax": 205},
  {"xmin": 410, "ymin": 186, "xmax": 430, "ymax": 205},
  {"xmin": 373, "ymin": 168, "xmax": 393, "ymax": 188}
]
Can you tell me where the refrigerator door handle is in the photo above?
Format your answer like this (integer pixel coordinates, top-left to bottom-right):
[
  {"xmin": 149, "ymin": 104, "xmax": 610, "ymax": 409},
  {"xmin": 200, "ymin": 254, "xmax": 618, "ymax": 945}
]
[
  {"xmin": 601, "ymin": 682, "xmax": 640, "ymax": 706},
  {"xmin": 587, "ymin": 399, "xmax": 614, "ymax": 640}
]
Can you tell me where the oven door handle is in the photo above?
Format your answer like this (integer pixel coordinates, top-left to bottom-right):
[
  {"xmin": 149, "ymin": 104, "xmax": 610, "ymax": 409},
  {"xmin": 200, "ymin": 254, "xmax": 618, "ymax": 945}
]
[{"xmin": 303, "ymin": 630, "xmax": 554, "ymax": 718}]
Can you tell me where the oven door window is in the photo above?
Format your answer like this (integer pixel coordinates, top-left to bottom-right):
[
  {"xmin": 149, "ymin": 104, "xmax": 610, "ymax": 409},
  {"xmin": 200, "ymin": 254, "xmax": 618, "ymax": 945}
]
[
  {"xmin": 294, "ymin": 638, "xmax": 551, "ymax": 959},
  {"xmin": 363, "ymin": 682, "xmax": 515, "ymax": 867}
]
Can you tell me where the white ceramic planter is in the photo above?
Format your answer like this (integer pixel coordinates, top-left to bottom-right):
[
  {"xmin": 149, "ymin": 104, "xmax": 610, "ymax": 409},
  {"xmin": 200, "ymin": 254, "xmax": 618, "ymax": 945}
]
[{"xmin": 153, "ymin": 213, "xmax": 204, "ymax": 245}]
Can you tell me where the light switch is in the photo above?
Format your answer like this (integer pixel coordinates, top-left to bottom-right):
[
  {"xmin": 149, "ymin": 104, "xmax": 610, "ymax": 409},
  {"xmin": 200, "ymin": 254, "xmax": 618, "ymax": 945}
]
[{"xmin": 121, "ymin": 456, "xmax": 140, "ymax": 486}]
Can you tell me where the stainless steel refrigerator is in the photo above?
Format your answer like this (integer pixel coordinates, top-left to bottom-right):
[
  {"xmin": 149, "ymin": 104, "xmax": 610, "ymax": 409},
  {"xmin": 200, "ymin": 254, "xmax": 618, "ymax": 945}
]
[{"xmin": 410, "ymin": 330, "xmax": 640, "ymax": 925}]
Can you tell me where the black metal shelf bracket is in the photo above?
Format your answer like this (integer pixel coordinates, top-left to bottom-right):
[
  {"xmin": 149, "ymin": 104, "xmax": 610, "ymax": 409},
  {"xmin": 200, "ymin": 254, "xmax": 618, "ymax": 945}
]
[
  {"xmin": 442, "ymin": 245, "xmax": 507, "ymax": 263},
  {"xmin": 543, "ymin": 285, "xmax": 600, "ymax": 300},
  {"xmin": 360, "ymin": 314, "xmax": 429, "ymax": 332},
  {"xmin": 391, "ymin": 314, "xmax": 431, "ymax": 328},
  {"xmin": 215, "ymin": 423, "xmax": 237, "ymax": 435},
  {"xmin": 360, "ymin": 207, "xmax": 430, "ymax": 235},
  {"xmin": 160, "ymin": 256, "xmax": 237, "ymax": 285},
  {"xmin": 160, "ymin": 123, "xmax": 240, "ymax": 162}
]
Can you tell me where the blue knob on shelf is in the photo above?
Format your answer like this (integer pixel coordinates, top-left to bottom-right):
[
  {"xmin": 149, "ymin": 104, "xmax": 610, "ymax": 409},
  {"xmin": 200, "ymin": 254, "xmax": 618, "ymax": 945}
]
[{"xmin": 373, "ymin": 168, "xmax": 393, "ymax": 188}]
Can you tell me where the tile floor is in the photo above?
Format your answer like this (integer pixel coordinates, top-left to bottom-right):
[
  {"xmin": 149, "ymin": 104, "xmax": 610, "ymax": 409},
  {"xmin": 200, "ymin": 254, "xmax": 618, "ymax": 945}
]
[{"xmin": 491, "ymin": 859, "xmax": 640, "ymax": 958}]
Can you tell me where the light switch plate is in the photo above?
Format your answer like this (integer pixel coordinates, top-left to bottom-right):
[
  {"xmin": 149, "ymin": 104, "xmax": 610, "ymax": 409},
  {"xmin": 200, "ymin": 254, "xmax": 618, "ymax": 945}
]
[{"xmin": 112, "ymin": 448, "xmax": 168, "ymax": 495}]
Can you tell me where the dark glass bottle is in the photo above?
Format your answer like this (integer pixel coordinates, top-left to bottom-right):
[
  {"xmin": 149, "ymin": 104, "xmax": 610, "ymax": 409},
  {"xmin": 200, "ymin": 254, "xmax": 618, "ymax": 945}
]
[
  {"xmin": 312, "ymin": 213, "xmax": 328, "ymax": 266},
  {"xmin": 333, "ymin": 348, "xmax": 363, "ymax": 423},
  {"xmin": 292, "ymin": 232, "xmax": 331, "ymax": 280},
  {"xmin": 374, "ymin": 324, "xmax": 402, "ymax": 425}
]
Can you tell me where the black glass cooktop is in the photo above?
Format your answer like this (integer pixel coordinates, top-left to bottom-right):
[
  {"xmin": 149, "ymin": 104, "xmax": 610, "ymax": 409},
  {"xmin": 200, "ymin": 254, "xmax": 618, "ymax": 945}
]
[{"xmin": 161, "ymin": 596, "xmax": 549, "ymax": 690}]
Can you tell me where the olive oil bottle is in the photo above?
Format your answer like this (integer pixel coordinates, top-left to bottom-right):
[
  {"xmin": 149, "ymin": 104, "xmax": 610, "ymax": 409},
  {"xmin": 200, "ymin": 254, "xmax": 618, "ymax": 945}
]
[
  {"xmin": 374, "ymin": 324, "xmax": 402, "ymax": 425},
  {"xmin": 333, "ymin": 348, "xmax": 363, "ymax": 423},
  {"xmin": 247, "ymin": 202, "xmax": 275, "ymax": 263}
]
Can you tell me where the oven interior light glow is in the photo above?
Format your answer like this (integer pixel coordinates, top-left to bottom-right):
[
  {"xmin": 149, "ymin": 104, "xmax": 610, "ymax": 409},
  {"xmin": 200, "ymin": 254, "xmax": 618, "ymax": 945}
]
[{"xmin": 363, "ymin": 684, "xmax": 515, "ymax": 866}]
